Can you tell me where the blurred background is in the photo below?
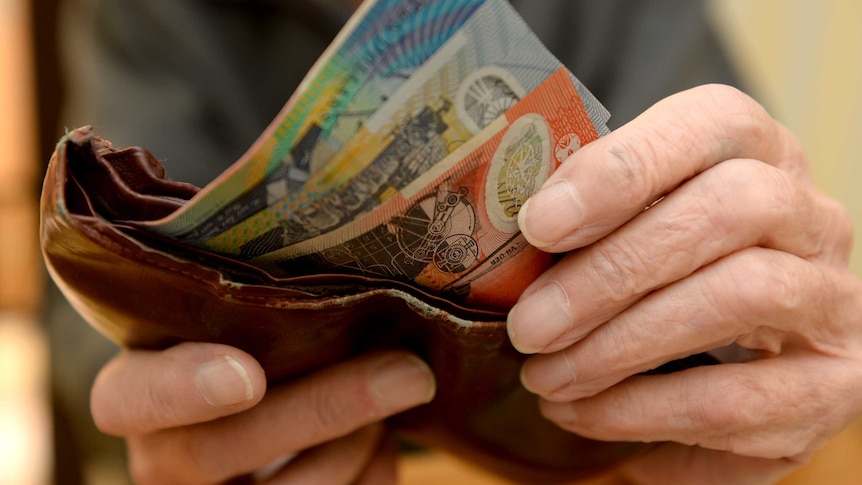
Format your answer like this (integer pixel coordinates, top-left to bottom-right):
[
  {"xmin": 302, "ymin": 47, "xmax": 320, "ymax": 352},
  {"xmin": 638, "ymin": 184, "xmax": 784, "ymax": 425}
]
[{"xmin": 1, "ymin": 0, "xmax": 861, "ymax": 483}]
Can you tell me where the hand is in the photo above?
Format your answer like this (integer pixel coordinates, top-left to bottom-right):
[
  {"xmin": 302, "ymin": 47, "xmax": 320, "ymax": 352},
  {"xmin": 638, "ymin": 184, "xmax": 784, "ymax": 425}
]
[
  {"xmin": 507, "ymin": 84, "xmax": 862, "ymax": 484},
  {"xmin": 91, "ymin": 343, "xmax": 435, "ymax": 484}
]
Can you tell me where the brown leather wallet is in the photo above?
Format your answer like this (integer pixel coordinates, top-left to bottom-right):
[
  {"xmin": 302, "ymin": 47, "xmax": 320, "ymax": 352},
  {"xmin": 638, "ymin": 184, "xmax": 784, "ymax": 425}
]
[{"xmin": 41, "ymin": 126, "xmax": 714, "ymax": 483}]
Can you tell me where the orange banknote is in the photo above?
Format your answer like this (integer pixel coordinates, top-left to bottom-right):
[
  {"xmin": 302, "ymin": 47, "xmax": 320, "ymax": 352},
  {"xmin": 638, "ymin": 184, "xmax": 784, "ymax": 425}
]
[{"xmin": 253, "ymin": 68, "xmax": 599, "ymax": 311}]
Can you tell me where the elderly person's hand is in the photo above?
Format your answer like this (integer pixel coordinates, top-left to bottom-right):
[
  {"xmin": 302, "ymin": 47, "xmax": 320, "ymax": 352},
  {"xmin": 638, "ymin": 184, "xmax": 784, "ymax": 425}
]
[
  {"xmin": 90, "ymin": 343, "xmax": 435, "ymax": 485},
  {"xmin": 507, "ymin": 84, "xmax": 862, "ymax": 485}
]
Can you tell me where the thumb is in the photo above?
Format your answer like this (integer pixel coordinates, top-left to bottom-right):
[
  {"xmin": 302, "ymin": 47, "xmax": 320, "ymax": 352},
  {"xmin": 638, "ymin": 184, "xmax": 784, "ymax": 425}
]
[{"xmin": 91, "ymin": 342, "xmax": 266, "ymax": 436}]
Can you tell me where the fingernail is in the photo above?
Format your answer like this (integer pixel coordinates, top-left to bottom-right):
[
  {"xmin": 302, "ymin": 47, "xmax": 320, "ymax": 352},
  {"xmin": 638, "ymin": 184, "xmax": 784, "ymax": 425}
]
[
  {"xmin": 540, "ymin": 400, "xmax": 578, "ymax": 425},
  {"xmin": 518, "ymin": 181, "xmax": 583, "ymax": 248},
  {"xmin": 370, "ymin": 354, "xmax": 436, "ymax": 414},
  {"xmin": 196, "ymin": 356, "xmax": 254, "ymax": 407},
  {"xmin": 507, "ymin": 282, "xmax": 572, "ymax": 354},
  {"xmin": 521, "ymin": 353, "xmax": 577, "ymax": 397}
]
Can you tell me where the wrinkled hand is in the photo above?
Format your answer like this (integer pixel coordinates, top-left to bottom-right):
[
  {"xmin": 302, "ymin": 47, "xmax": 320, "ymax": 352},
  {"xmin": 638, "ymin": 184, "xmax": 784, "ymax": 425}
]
[
  {"xmin": 91, "ymin": 343, "xmax": 435, "ymax": 485},
  {"xmin": 507, "ymin": 85, "xmax": 862, "ymax": 485}
]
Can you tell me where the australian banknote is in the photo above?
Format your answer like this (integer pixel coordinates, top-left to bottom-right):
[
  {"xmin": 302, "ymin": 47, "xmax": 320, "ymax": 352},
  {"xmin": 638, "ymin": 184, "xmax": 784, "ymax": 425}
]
[
  {"xmin": 144, "ymin": 0, "xmax": 488, "ymax": 239},
  {"xmin": 250, "ymin": 68, "xmax": 599, "ymax": 310},
  {"xmin": 199, "ymin": 0, "xmax": 605, "ymax": 258}
]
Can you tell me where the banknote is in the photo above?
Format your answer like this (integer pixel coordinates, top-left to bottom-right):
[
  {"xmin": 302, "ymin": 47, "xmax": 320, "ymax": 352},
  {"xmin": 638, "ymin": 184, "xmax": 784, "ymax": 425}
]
[
  {"xmin": 315, "ymin": 3, "xmax": 610, "ymax": 171},
  {"xmin": 201, "ymin": 0, "xmax": 586, "ymax": 257},
  {"xmin": 144, "ymin": 0, "xmax": 488, "ymax": 239},
  {"xmin": 250, "ymin": 68, "xmax": 599, "ymax": 310}
]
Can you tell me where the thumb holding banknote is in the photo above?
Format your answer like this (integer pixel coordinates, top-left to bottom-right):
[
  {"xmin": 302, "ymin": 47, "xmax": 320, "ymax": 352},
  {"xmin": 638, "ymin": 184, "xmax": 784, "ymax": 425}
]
[{"xmin": 508, "ymin": 84, "xmax": 862, "ymax": 484}]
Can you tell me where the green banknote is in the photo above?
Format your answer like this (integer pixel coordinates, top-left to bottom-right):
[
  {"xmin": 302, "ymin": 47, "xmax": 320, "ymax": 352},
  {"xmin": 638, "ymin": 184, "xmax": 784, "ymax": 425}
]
[
  {"xmin": 145, "ymin": 0, "xmax": 487, "ymax": 239},
  {"xmin": 200, "ymin": 0, "xmax": 606, "ymax": 258}
]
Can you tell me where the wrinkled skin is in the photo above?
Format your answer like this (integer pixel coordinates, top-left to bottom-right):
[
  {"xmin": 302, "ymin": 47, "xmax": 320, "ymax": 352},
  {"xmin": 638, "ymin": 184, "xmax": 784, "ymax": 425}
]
[
  {"xmin": 89, "ymin": 85, "xmax": 862, "ymax": 485},
  {"xmin": 508, "ymin": 84, "xmax": 862, "ymax": 485}
]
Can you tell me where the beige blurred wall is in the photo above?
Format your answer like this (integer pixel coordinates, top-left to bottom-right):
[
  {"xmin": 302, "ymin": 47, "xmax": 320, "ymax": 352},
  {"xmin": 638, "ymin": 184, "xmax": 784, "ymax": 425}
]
[
  {"xmin": 709, "ymin": 0, "xmax": 862, "ymax": 274},
  {"xmin": 1, "ymin": 1, "xmax": 53, "ymax": 484}
]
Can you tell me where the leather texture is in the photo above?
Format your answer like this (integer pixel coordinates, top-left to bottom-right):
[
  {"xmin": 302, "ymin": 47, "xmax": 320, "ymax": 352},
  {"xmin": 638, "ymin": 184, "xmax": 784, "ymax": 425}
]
[{"xmin": 41, "ymin": 126, "xmax": 654, "ymax": 483}]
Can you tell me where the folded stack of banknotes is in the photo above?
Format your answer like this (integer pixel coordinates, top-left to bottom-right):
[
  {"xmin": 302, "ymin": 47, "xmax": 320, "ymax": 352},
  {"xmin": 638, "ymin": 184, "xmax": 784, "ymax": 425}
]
[
  {"xmin": 41, "ymin": 1, "xmax": 633, "ymax": 477},
  {"xmin": 140, "ymin": 0, "xmax": 609, "ymax": 311}
]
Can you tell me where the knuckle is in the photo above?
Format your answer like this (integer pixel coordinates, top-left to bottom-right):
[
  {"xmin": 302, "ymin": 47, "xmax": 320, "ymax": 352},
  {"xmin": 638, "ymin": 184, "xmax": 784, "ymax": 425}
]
[
  {"xmin": 819, "ymin": 195, "xmax": 854, "ymax": 262},
  {"xmin": 600, "ymin": 322, "xmax": 642, "ymax": 367},
  {"xmin": 694, "ymin": 372, "xmax": 829, "ymax": 459},
  {"xmin": 708, "ymin": 160, "xmax": 794, "ymax": 230},
  {"xmin": 748, "ymin": 253, "xmax": 804, "ymax": 315},
  {"xmin": 713, "ymin": 250, "xmax": 803, "ymax": 324},
  {"xmin": 696, "ymin": 84, "xmax": 771, "ymax": 144},
  {"xmin": 306, "ymin": 380, "xmax": 374, "ymax": 435},
  {"xmin": 576, "ymin": 326, "xmax": 649, "ymax": 396},
  {"xmin": 682, "ymin": 374, "xmax": 774, "ymax": 454},
  {"xmin": 603, "ymin": 138, "xmax": 661, "ymax": 208},
  {"xmin": 588, "ymin": 239, "xmax": 651, "ymax": 301}
]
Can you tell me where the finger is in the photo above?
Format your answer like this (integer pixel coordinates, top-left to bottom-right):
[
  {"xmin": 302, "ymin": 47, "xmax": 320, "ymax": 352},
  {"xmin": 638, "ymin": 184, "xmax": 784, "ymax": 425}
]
[
  {"xmin": 539, "ymin": 356, "xmax": 860, "ymax": 461},
  {"xmin": 127, "ymin": 350, "xmax": 434, "ymax": 484},
  {"xmin": 618, "ymin": 442, "xmax": 797, "ymax": 485},
  {"xmin": 507, "ymin": 158, "xmax": 852, "ymax": 354},
  {"xmin": 520, "ymin": 248, "xmax": 846, "ymax": 401},
  {"xmin": 517, "ymin": 84, "xmax": 810, "ymax": 253},
  {"xmin": 262, "ymin": 424, "xmax": 384, "ymax": 484},
  {"xmin": 91, "ymin": 342, "xmax": 266, "ymax": 436}
]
